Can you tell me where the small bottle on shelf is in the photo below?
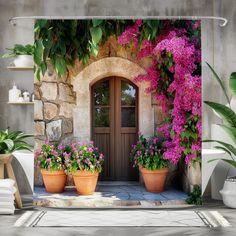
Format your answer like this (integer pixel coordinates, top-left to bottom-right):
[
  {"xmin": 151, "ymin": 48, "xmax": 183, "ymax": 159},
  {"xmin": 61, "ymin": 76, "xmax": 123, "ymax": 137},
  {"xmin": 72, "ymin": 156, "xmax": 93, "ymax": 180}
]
[
  {"xmin": 23, "ymin": 91, "xmax": 30, "ymax": 102},
  {"xmin": 17, "ymin": 94, "xmax": 24, "ymax": 103},
  {"xmin": 9, "ymin": 83, "xmax": 21, "ymax": 102}
]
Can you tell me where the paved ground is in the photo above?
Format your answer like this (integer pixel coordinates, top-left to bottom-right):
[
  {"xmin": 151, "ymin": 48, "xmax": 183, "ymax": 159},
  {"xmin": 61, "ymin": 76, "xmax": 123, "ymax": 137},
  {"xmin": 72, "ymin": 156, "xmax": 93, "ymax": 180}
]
[
  {"xmin": 34, "ymin": 182, "xmax": 187, "ymax": 208},
  {"xmin": 0, "ymin": 200, "xmax": 236, "ymax": 235}
]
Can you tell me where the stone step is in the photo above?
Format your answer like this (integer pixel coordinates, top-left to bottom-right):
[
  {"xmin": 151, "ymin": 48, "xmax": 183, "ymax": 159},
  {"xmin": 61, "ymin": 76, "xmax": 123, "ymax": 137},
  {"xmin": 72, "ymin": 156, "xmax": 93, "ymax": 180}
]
[{"xmin": 33, "ymin": 185, "xmax": 189, "ymax": 208}]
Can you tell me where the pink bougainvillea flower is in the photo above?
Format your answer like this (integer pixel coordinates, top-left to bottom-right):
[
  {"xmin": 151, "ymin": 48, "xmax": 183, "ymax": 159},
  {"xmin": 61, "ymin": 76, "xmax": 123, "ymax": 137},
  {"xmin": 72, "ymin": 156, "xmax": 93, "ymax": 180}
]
[
  {"xmin": 117, "ymin": 20, "xmax": 143, "ymax": 47},
  {"xmin": 119, "ymin": 20, "xmax": 201, "ymax": 165}
]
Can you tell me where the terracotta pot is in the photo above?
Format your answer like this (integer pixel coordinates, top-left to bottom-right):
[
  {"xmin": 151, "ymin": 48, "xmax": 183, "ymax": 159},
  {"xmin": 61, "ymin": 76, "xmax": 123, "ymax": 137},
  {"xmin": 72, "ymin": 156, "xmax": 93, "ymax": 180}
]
[
  {"xmin": 139, "ymin": 167, "xmax": 169, "ymax": 193},
  {"xmin": 72, "ymin": 170, "xmax": 99, "ymax": 195},
  {"xmin": 41, "ymin": 169, "xmax": 66, "ymax": 193}
]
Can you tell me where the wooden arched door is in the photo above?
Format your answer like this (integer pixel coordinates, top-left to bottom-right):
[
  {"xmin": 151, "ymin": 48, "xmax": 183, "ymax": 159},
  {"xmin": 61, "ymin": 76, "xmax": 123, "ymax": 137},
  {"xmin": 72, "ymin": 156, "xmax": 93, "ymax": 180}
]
[{"xmin": 91, "ymin": 77, "xmax": 139, "ymax": 181}]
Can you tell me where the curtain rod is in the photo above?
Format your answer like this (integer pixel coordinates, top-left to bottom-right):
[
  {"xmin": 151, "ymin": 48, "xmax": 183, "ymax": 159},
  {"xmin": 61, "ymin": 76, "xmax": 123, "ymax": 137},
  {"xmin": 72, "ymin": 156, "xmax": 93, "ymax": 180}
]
[{"xmin": 9, "ymin": 16, "xmax": 228, "ymax": 27}]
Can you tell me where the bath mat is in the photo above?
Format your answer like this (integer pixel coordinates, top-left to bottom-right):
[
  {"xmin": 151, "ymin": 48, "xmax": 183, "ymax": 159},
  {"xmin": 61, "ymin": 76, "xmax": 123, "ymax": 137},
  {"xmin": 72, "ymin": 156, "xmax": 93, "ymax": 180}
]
[{"xmin": 14, "ymin": 210, "xmax": 230, "ymax": 227}]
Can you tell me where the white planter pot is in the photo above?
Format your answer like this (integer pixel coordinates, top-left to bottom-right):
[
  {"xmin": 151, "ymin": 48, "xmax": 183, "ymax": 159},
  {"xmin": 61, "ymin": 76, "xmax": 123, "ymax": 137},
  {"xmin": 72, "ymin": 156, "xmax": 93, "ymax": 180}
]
[
  {"xmin": 13, "ymin": 150, "xmax": 34, "ymax": 192},
  {"xmin": 220, "ymin": 177, "xmax": 236, "ymax": 208},
  {"xmin": 13, "ymin": 55, "xmax": 34, "ymax": 67}
]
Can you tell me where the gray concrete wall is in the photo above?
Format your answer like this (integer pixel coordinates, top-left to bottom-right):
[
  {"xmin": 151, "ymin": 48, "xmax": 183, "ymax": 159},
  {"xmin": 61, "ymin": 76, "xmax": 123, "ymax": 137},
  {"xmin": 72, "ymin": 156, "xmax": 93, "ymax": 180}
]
[{"xmin": 0, "ymin": 0, "xmax": 235, "ymax": 194}]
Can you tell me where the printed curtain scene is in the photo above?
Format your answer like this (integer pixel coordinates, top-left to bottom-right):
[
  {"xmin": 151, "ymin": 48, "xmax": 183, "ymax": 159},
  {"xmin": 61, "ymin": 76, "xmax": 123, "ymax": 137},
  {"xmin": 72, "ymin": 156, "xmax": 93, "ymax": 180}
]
[{"xmin": 33, "ymin": 19, "xmax": 202, "ymax": 206}]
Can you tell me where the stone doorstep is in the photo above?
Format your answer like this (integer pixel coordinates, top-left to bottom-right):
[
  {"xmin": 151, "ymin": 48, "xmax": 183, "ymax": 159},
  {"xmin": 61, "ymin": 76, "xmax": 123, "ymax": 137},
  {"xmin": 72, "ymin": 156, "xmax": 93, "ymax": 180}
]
[
  {"xmin": 33, "ymin": 198, "xmax": 189, "ymax": 208},
  {"xmin": 33, "ymin": 185, "xmax": 189, "ymax": 208}
]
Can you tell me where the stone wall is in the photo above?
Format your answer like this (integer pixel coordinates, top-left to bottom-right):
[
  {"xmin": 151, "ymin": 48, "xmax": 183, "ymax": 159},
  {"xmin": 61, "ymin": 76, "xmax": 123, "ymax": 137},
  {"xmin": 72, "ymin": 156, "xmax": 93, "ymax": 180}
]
[{"xmin": 34, "ymin": 63, "xmax": 76, "ymax": 147}]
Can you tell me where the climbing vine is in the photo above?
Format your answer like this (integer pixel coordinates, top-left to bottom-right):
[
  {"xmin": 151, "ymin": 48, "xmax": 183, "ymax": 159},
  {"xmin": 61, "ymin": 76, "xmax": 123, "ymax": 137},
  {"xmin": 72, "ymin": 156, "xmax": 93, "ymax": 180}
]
[
  {"xmin": 34, "ymin": 19, "xmax": 161, "ymax": 80},
  {"xmin": 34, "ymin": 19, "xmax": 201, "ymax": 165},
  {"xmin": 117, "ymin": 20, "xmax": 201, "ymax": 165}
]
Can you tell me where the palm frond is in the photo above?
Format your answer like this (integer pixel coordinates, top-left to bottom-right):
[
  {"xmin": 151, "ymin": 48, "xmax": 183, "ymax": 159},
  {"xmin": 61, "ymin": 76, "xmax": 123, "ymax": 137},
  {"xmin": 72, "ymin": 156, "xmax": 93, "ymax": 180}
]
[
  {"xmin": 213, "ymin": 146, "xmax": 233, "ymax": 159},
  {"xmin": 206, "ymin": 62, "xmax": 231, "ymax": 105},
  {"xmin": 208, "ymin": 158, "xmax": 236, "ymax": 169},
  {"xmin": 218, "ymin": 124, "xmax": 236, "ymax": 144},
  {"xmin": 204, "ymin": 101, "xmax": 236, "ymax": 128},
  {"xmin": 203, "ymin": 139, "xmax": 236, "ymax": 156},
  {"xmin": 0, "ymin": 130, "xmax": 33, "ymax": 154}
]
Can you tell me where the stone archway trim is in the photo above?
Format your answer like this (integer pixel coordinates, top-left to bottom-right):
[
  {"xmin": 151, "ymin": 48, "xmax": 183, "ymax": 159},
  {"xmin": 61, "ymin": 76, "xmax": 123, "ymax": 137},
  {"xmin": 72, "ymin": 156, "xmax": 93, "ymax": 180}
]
[{"xmin": 72, "ymin": 57, "xmax": 154, "ymax": 141}]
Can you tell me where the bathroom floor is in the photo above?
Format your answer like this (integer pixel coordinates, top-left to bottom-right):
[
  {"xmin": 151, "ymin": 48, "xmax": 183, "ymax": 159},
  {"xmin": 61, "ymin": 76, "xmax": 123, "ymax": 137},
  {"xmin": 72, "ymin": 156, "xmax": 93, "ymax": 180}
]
[{"xmin": 0, "ymin": 200, "xmax": 235, "ymax": 236}]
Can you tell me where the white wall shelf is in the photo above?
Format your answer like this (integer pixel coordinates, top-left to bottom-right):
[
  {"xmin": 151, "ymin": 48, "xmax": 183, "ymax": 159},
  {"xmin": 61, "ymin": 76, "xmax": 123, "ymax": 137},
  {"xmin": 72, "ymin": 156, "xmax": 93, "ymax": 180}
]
[
  {"xmin": 7, "ymin": 66, "xmax": 34, "ymax": 71},
  {"xmin": 8, "ymin": 102, "xmax": 34, "ymax": 105}
]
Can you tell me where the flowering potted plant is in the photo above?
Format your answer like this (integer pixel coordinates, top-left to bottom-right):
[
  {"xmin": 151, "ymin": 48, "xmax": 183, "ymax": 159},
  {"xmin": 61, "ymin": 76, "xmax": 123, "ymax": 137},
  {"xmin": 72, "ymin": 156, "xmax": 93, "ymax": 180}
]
[
  {"xmin": 35, "ymin": 142, "xmax": 68, "ymax": 193},
  {"xmin": 130, "ymin": 134, "xmax": 169, "ymax": 192},
  {"xmin": 64, "ymin": 142, "xmax": 104, "ymax": 195}
]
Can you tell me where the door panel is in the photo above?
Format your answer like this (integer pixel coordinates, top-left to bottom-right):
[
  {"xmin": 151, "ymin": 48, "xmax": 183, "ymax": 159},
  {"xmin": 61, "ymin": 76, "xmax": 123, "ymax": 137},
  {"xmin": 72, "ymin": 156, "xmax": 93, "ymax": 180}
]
[
  {"xmin": 119, "ymin": 132, "xmax": 138, "ymax": 180},
  {"xmin": 94, "ymin": 132, "xmax": 111, "ymax": 180},
  {"xmin": 92, "ymin": 77, "xmax": 138, "ymax": 181}
]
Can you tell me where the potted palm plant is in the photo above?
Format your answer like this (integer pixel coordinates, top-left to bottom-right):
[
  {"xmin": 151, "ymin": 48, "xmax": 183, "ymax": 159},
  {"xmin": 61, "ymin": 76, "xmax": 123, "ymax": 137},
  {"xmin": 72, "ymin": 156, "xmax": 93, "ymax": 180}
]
[
  {"xmin": 204, "ymin": 62, "xmax": 236, "ymax": 208},
  {"xmin": 2, "ymin": 44, "xmax": 34, "ymax": 67},
  {"xmin": 0, "ymin": 129, "xmax": 33, "ymax": 155},
  {"xmin": 0, "ymin": 130, "xmax": 33, "ymax": 209},
  {"xmin": 0, "ymin": 129, "xmax": 33, "ymax": 176},
  {"xmin": 130, "ymin": 134, "xmax": 169, "ymax": 192},
  {"xmin": 65, "ymin": 142, "xmax": 104, "ymax": 195},
  {"xmin": 35, "ymin": 142, "xmax": 68, "ymax": 193}
]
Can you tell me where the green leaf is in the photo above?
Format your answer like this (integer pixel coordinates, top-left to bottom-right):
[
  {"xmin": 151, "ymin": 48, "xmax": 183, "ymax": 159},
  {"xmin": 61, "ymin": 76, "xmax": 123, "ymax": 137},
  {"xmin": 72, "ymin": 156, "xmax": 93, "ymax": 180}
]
[
  {"xmin": 214, "ymin": 146, "xmax": 232, "ymax": 157},
  {"xmin": 43, "ymin": 39, "xmax": 53, "ymax": 61},
  {"xmin": 221, "ymin": 159, "xmax": 236, "ymax": 168},
  {"xmin": 58, "ymin": 42, "xmax": 66, "ymax": 56},
  {"xmin": 12, "ymin": 143, "xmax": 33, "ymax": 152},
  {"xmin": 218, "ymin": 124, "xmax": 236, "ymax": 144},
  {"xmin": 34, "ymin": 40, "xmax": 44, "ymax": 66},
  {"xmin": 70, "ymin": 20, "xmax": 78, "ymax": 37},
  {"xmin": 2, "ymin": 44, "xmax": 34, "ymax": 58},
  {"xmin": 82, "ymin": 54, "xmax": 89, "ymax": 64},
  {"xmin": 145, "ymin": 20, "xmax": 158, "ymax": 41},
  {"xmin": 204, "ymin": 101, "xmax": 236, "ymax": 127},
  {"xmin": 206, "ymin": 62, "xmax": 230, "ymax": 105},
  {"xmin": 203, "ymin": 139, "xmax": 236, "ymax": 156},
  {"xmin": 34, "ymin": 67, "xmax": 41, "ymax": 81},
  {"xmin": 90, "ymin": 27, "xmax": 102, "ymax": 45},
  {"xmin": 90, "ymin": 42, "xmax": 99, "ymax": 56},
  {"xmin": 34, "ymin": 19, "xmax": 48, "ymax": 32},
  {"xmin": 40, "ymin": 62, "xmax": 47, "ymax": 75},
  {"xmin": 208, "ymin": 158, "xmax": 236, "ymax": 169},
  {"xmin": 55, "ymin": 57, "xmax": 66, "ymax": 77},
  {"xmin": 2, "ymin": 139, "xmax": 14, "ymax": 150},
  {"xmin": 92, "ymin": 19, "xmax": 103, "ymax": 27},
  {"xmin": 229, "ymin": 72, "xmax": 236, "ymax": 98}
]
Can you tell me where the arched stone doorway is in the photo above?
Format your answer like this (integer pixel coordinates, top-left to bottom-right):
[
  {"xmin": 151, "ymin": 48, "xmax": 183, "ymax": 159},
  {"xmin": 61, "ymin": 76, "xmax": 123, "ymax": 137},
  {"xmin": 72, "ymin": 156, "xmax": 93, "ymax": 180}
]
[{"xmin": 72, "ymin": 57, "xmax": 154, "ymax": 143}]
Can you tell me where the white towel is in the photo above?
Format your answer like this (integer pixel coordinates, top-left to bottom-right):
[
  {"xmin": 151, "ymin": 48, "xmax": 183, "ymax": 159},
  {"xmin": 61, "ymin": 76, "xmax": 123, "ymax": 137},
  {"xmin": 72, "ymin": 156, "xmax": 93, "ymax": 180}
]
[
  {"xmin": 0, "ymin": 187, "xmax": 17, "ymax": 195},
  {"xmin": 0, "ymin": 187, "xmax": 16, "ymax": 193},
  {"xmin": 0, "ymin": 201, "xmax": 15, "ymax": 209},
  {"xmin": 0, "ymin": 196, "xmax": 15, "ymax": 202},
  {"xmin": 0, "ymin": 180, "xmax": 16, "ymax": 215},
  {"xmin": 0, "ymin": 208, "xmax": 15, "ymax": 215},
  {"xmin": 0, "ymin": 179, "xmax": 15, "ymax": 187},
  {"xmin": 0, "ymin": 179, "xmax": 16, "ymax": 193}
]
